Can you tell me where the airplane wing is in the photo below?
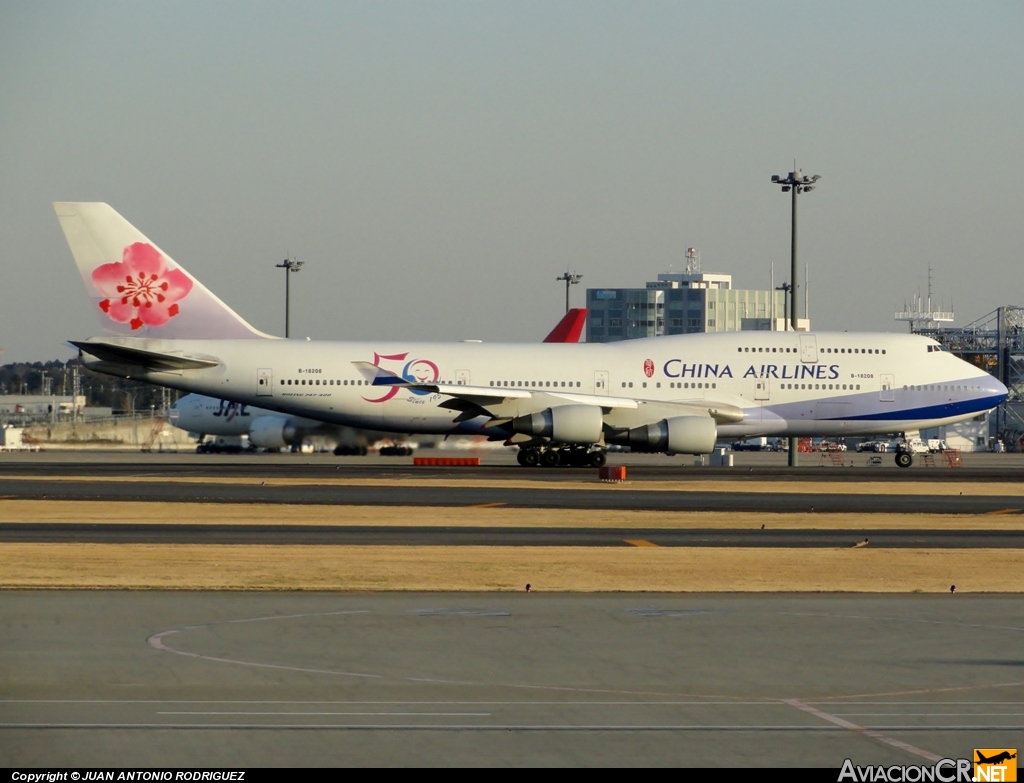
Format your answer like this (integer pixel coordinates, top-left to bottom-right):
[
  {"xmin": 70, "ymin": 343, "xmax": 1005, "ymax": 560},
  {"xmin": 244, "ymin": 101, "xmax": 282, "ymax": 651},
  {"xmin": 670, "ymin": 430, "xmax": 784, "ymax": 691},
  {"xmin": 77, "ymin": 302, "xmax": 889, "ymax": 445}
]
[
  {"xmin": 405, "ymin": 383, "xmax": 741, "ymax": 425},
  {"xmin": 352, "ymin": 361, "xmax": 743, "ymax": 429}
]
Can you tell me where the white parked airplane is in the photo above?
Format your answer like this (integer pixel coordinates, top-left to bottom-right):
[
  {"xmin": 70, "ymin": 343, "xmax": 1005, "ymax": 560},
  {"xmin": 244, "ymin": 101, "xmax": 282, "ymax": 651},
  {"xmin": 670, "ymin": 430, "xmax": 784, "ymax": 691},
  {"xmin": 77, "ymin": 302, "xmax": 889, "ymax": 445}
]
[
  {"xmin": 55, "ymin": 202, "xmax": 1007, "ymax": 468},
  {"xmin": 168, "ymin": 395, "xmax": 350, "ymax": 452}
]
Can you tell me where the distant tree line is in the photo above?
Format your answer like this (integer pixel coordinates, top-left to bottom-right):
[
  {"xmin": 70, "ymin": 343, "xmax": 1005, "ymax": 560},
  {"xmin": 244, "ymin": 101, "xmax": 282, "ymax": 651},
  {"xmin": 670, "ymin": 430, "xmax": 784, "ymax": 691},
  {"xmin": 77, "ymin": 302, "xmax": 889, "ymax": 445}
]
[{"xmin": 0, "ymin": 360, "xmax": 177, "ymax": 412}]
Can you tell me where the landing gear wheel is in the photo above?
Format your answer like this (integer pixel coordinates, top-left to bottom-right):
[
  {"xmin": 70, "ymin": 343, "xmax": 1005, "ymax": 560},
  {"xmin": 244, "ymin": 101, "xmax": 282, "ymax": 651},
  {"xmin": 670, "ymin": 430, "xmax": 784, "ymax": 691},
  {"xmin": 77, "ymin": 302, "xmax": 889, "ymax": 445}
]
[
  {"xmin": 541, "ymin": 449, "xmax": 562, "ymax": 467},
  {"xmin": 587, "ymin": 451, "xmax": 607, "ymax": 468},
  {"xmin": 895, "ymin": 451, "xmax": 913, "ymax": 468},
  {"xmin": 517, "ymin": 448, "xmax": 541, "ymax": 467},
  {"xmin": 566, "ymin": 449, "xmax": 588, "ymax": 467}
]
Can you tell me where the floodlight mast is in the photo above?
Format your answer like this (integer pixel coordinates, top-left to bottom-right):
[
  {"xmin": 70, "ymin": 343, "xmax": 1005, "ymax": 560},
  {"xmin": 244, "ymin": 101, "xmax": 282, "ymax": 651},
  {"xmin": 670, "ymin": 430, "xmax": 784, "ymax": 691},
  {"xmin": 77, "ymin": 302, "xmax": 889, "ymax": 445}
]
[
  {"xmin": 770, "ymin": 167, "xmax": 822, "ymax": 466},
  {"xmin": 556, "ymin": 271, "xmax": 584, "ymax": 313},
  {"xmin": 275, "ymin": 257, "xmax": 304, "ymax": 338}
]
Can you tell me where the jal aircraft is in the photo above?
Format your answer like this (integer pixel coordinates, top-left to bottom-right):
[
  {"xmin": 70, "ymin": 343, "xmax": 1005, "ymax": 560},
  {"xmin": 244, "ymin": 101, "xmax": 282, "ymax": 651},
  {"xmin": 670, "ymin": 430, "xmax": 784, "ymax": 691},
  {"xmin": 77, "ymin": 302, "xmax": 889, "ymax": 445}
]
[{"xmin": 55, "ymin": 202, "xmax": 1007, "ymax": 468}]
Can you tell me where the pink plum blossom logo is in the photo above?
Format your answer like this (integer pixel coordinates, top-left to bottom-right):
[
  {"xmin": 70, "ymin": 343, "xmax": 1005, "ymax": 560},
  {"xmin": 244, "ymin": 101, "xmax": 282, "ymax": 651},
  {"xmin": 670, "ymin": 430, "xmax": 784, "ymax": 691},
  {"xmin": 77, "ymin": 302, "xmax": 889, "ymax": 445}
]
[
  {"xmin": 363, "ymin": 352, "xmax": 440, "ymax": 403},
  {"xmin": 643, "ymin": 358, "xmax": 655, "ymax": 378},
  {"xmin": 91, "ymin": 243, "xmax": 193, "ymax": 330}
]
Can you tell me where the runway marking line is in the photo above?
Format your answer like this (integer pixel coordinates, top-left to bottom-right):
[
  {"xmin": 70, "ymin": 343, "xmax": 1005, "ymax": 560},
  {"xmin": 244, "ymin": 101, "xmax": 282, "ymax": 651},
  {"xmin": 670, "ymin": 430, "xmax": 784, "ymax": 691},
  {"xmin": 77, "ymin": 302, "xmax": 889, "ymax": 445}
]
[
  {"xmin": 833, "ymin": 712, "xmax": 1024, "ymax": 716},
  {"xmin": 158, "ymin": 711, "xmax": 493, "ymax": 716},
  {"xmin": 469, "ymin": 502, "xmax": 506, "ymax": 508},
  {"xmin": 784, "ymin": 698, "xmax": 940, "ymax": 762},
  {"xmin": 624, "ymin": 539, "xmax": 660, "ymax": 547},
  {"xmin": 0, "ymin": 722, "xmax": 969, "ymax": 731},
  {"xmin": 986, "ymin": 508, "xmax": 1022, "ymax": 515}
]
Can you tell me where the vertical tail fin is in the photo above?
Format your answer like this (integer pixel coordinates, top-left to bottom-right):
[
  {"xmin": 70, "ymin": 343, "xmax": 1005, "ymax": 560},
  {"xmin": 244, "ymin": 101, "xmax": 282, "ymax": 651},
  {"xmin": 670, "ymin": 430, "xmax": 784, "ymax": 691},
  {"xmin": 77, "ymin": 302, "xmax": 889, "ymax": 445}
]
[
  {"xmin": 54, "ymin": 202, "xmax": 270, "ymax": 340},
  {"xmin": 543, "ymin": 308, "xmax": 588, "ymax": 343}
]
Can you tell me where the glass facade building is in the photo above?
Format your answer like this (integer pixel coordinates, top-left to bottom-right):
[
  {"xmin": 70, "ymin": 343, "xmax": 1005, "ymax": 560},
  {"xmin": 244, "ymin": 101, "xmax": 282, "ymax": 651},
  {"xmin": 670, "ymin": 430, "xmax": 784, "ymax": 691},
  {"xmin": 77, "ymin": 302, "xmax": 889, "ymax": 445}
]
[{"xmin": 586, "ymin": 273, "xmax": 790, "ymax": 343}]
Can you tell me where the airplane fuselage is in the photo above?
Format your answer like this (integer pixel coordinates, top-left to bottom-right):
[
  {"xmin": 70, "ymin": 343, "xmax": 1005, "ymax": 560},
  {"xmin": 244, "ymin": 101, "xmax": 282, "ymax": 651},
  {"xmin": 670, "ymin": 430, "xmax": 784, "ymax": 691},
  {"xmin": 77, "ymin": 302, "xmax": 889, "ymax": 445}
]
[{"xmin": 86, "ymin": 330, "xmax": 1005, "ymax": 440}]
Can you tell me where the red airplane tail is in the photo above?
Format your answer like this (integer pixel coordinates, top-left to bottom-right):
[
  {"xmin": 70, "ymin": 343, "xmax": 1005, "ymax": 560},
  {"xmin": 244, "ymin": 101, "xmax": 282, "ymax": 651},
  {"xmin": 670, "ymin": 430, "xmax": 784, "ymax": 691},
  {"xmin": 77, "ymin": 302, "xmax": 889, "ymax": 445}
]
[{"xmin": 543, "ymin": 308, "xmax": 588, "ymax": 343}]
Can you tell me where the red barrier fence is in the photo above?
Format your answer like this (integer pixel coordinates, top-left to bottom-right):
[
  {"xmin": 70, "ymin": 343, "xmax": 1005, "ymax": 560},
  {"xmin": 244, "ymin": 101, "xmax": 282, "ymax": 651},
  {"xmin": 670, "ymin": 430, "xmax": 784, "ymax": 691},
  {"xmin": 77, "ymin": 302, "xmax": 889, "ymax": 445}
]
[{"xmin": 413, "ymin": 457, "xmax": 481, "ymax": 467}]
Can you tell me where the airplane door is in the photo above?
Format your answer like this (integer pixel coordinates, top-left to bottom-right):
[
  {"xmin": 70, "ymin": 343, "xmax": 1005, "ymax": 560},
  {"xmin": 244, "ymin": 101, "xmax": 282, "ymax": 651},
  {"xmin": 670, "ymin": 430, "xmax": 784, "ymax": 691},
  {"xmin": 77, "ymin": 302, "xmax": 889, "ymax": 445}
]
[
  {"xmin": 755, "ymin": 378, "xmax": 770, "ymax": 401},
  {"xmin": 880, "ymin": 374, "xmax": 895, "ymax": 402},
  {"xmin": 799, "ymin": 334, "xmax": 818, "ymax": 363},
  {"xmin": 594, "ymin": 370, "xmax": 610, "ymax": 395},
  {"xmin": 256, "ymin": 368, "xmax": 273, "ymax": 397},
  {"xmin": 456, "ymin": 369, "xmax": 470, "ymax": 386}
]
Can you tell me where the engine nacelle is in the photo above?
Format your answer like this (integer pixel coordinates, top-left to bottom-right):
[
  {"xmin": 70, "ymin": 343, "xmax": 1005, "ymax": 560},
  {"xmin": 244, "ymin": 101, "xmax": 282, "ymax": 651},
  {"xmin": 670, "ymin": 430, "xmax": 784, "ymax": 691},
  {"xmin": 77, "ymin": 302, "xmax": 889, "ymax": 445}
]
[
  {"xmin": 248, "ymin": 416, "xmax": 299, "ymax": 449},
  {"xmin": 512, "ymin": 405, "xmax": 604, "ymax": 444},
  {"xmin": 618, "ymin": 415, "xmax": 717, "ymax": 454}
]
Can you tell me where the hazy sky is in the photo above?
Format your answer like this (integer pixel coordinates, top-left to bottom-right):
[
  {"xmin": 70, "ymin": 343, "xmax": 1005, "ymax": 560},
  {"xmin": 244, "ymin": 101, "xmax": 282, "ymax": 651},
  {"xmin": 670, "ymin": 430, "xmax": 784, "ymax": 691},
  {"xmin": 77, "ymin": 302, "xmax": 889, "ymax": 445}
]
[{"xmin": 2, "ymin": 1, "xmax": 1022, "ymax": 363}]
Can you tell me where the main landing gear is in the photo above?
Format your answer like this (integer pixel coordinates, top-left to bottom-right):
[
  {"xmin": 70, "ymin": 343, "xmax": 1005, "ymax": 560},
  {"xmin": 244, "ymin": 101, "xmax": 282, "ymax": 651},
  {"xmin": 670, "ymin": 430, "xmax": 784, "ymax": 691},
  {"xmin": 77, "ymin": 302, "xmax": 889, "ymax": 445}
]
[
  {"xmin": 516, "ymin": 446, "xmax": 607, "ymax": 468},
  {"xmin": 895, "ymin": 451, "xmax": 913, "ymax": 468}
]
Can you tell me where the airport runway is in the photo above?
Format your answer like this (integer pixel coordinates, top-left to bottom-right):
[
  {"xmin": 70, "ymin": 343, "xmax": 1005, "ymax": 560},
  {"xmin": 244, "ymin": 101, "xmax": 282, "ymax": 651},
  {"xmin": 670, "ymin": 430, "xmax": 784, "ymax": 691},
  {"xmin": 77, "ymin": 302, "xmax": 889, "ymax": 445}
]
[
  {"xmin": 2, "ymin": 475, "xmax": 1023, "ymax": 514},
  {"xmin": 2, "ymin": 455, "xmax": 1023, "ymax": 482},
  {"xmin": 2, "ymin": 522, "xmax": 1022, "ymax": 547},
  {"xmin": 2, "ymin": 591, "xmax": 1022, "ymax": 766}
]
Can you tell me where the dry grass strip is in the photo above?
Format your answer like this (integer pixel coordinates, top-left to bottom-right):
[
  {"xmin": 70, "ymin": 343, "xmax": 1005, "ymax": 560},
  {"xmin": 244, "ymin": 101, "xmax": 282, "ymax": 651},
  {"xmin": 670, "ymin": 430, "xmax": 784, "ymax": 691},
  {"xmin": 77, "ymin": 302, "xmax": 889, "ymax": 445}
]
[
  {"xmin": 3, "ymin": 500, "xmax": 1024, "ymax": 530},
  {"xmin": 1, "ymin": 544, "xmax": 1021, "ymax": 592}
]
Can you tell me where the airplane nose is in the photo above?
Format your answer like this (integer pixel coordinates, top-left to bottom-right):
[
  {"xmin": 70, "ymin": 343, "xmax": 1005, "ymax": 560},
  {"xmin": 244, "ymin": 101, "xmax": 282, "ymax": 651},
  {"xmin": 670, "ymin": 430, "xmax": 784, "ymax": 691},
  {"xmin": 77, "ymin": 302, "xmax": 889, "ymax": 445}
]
[{"xmin": 994, "ymin": 377, "xmax": 1010, "ymax": 403}]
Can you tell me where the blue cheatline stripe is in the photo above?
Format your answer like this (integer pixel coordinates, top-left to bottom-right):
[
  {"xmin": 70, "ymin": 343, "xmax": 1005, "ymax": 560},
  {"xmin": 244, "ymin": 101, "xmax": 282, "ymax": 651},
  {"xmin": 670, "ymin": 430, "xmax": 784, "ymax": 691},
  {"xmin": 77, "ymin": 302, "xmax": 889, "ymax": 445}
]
[{"xmin": 826, "ymin": 394, "xmax": 1006, "ymax": 422}]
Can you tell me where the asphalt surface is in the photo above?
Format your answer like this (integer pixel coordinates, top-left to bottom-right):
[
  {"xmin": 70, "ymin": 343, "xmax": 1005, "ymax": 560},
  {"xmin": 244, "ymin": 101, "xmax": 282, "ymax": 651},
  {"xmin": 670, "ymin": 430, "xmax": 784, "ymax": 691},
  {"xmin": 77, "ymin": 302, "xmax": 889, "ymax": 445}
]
[
  {"xmin": 2, "ymin": 475, "xmax": 1023, "ymax": 515},
  {"xmin": 2, "ymin": 522, "xmax": 1021, "ymax": 548},
  {"xmin": 2, "ymin": 592, "xmax": 1022, "ymax": 766},
  {"xmin": 1, "ymin": 456, "xmax": 1023, "ymax": 482}
]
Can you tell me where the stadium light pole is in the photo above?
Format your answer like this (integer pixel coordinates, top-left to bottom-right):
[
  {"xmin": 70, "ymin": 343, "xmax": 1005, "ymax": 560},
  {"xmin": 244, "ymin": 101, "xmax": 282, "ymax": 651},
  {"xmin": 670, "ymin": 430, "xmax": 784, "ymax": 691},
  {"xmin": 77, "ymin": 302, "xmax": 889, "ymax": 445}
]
[
  {"xmin": 275, "ymin": 257, "xmax": 304, "ymax": 338},
  {"xmin": 556, "ymin": 271, "xmax": 583, "ymax": 314},
  {"xmin": 770, "ymin": 167, "xmax": 821, "ymax": 466}
]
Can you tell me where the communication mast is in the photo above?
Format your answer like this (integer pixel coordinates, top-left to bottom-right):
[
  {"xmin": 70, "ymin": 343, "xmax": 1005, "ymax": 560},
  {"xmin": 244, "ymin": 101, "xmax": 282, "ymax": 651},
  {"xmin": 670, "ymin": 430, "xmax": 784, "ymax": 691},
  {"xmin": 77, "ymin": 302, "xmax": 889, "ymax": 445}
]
[
  {"xmin": 895, "ymin": 267, "xmax": 954, "ymax": 331},
  {"xmin": 685, "ymin": 247, "xmax": 701, "ymax": 275}
]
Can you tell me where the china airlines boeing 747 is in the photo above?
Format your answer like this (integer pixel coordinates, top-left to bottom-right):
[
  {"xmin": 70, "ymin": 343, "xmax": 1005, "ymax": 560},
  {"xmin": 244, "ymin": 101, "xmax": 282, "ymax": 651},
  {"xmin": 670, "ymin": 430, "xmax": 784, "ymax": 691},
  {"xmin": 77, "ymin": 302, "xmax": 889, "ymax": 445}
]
[{"xmin": 55, "ymin": 202, "xmax": 1007, "ymax": 467}]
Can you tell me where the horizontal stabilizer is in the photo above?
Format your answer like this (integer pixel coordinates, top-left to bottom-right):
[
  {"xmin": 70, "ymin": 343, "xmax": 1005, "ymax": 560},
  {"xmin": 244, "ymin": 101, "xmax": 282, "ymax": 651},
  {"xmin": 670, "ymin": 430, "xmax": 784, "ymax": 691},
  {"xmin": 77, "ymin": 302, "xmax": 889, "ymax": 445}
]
[{"xmin": 70, "ymin": 340, "xmax": 220, "ymax": 371}]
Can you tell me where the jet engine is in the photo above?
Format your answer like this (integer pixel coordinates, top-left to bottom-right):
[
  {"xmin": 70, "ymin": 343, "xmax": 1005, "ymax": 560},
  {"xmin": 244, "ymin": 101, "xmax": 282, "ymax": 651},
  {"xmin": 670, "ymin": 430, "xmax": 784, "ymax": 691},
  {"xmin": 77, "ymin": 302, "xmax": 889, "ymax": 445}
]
[
  {"xmin": 511, "ymin": 405, "xmax": 604, "ymax": 445},
  {"xmin": 612, "ymin": 415, "xmax": 717, "ymax": 454},
  {"xmin": 248, "ymin": 416, "xmax": 299, "ymax": 449}
]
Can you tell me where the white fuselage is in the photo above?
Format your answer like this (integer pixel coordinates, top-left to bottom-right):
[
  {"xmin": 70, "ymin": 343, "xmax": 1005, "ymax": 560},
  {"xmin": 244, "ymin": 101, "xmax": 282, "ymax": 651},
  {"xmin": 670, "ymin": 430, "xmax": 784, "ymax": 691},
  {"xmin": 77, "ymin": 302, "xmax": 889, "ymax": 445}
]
[{"xmin": 90, "ymin": 330, "xmax": 1006, "ymax": 440}]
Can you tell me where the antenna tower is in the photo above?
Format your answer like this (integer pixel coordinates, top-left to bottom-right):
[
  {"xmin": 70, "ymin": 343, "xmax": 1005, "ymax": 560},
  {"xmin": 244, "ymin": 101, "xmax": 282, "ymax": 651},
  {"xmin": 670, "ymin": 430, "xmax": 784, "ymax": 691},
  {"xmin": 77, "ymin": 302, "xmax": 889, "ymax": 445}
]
[
  {"xmin": 894, "ymin": 266, "xmax": 954, "ymax": 331},
  {"xmin": 685, "ymin": 247, "xmax": 700, "ymax": 275}
]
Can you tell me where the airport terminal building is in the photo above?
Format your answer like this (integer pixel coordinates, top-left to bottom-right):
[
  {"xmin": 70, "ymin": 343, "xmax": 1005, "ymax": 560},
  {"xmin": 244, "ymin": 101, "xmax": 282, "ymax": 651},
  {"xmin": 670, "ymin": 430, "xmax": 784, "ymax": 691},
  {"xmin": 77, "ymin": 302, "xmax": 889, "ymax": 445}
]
[{"xmin": 586, "ymin": 272, "xmax": 798, "ymax": 343}]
